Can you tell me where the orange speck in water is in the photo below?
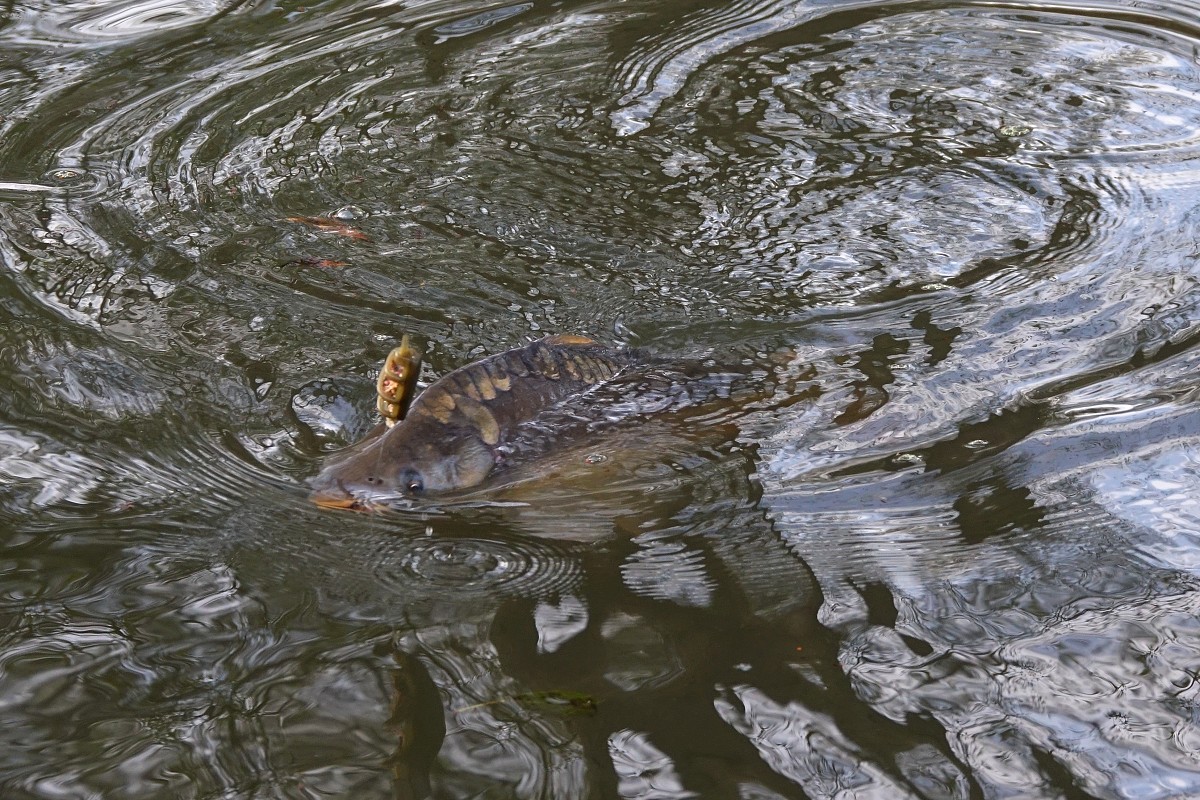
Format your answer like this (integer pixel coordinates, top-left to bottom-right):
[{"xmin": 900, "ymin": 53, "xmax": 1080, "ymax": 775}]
[{"xmin": 286, "ymin": 216, "xmax": 370, "ymax": 241}]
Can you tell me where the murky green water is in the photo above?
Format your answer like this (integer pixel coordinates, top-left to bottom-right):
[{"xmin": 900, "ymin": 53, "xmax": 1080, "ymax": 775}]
[{"xmin": 4, "ymin": 0, "xmax": 1200, "ymax": 796}]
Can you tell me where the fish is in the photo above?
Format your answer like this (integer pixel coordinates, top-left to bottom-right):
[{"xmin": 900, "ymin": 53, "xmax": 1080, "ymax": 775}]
[{"xmin": 310, "ymin": 334, "xmax": 638, "ymax": 508}]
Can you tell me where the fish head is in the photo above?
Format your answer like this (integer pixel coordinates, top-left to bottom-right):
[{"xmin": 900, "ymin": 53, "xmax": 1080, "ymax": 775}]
[{"xmin": 309, "ymin": 416, "xmax": 497, "ymax": 508}]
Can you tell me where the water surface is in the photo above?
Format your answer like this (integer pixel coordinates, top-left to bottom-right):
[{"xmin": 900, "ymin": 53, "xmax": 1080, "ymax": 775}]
[{"xmin": 3, "ymin": 0, "xmax": 1200, "ymax": 796}]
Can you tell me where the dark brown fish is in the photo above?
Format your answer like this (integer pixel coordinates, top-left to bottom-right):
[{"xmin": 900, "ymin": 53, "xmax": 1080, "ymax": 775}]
[{"xmin": 310, "ymin": 334, "xmax": 636, "ymax": 507}]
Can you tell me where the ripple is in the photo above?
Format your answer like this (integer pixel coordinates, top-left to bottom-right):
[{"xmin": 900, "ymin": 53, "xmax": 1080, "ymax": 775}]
[
  {"xmin": 4, "ymin": 0, "xmax": 1198, "ymax": 357},
  {"xmin": 621, "ymin": 539, "xmax": 716, "ymax": 607},
  {"xmin": 10, "ymin": 0, "xmax": 240, "ymax": 43},
  {"xmin": 821, "ymin": 6, "xmax": 1200, "ymax": 159},
  {"xmin": 290, "ymin": 377, "xmax": 378, "ymax": 445},
  {"xmin": 611, "ymin": 0, "xmax": 817, "ymax": 137},
  {"xmin": 617, "ymin": 1, "xmax": 1200, "ymax": 158},
  {"xmin": 5, "ymin": 1, "xmax": 1200, "ymax": 796},
  {"xmin": 616, "ymin": 0, "xmax": 1200, "ymax": 315},
  {"xmin": 1092, "ymin": 445, "xmax": 1200, "ymax": 575},
  {"xmin": 429, "ymin": 2, "xmax": 534, "ymax": 43},
  {"xmin": 717, "ymin": 163, "xmax": 1064, "ymax": 302},
  {"xmin": 374, "ymin": 536, "xmax": 584, "ymax": 598},
  {"xmin": 0, "ymin": 0, "xmax": 643, "ymax": 351},
  {"xmin": 0, "ymin": 313, "xmax": 310, "ymax": 525},
  {"xmin": 715, "ymin": 683, "xmax": 917, "ymax": 796},
  {"xmin": 608, "ymin": 729, "xmax": 692, "ymax": 798},
  {"xmin": 766, "ymin": 471, "xmax": 989, "ymax": 587}
]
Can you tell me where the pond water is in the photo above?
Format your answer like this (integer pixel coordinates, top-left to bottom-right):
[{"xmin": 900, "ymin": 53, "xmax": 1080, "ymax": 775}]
[{"xmin": 4, "ymin": 0, "xmax": 1200, "ymax": 796}]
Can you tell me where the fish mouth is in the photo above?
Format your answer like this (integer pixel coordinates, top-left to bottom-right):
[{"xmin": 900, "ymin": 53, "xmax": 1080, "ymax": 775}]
[
  {"xmin": 308, "ymin": 477, "xmax": 370, "ymax": 511},
  {"xmin": 309, "ymin": 481, "xmax": 402, "ymax": 512},
  {"xmin": 310, "ymin": 489, "xmax": 360, "ymax": 510}
]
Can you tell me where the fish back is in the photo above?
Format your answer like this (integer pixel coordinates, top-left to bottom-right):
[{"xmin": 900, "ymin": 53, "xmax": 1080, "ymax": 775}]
[{"xmin": 406, "ymin": 335, "xmax": 635, "ymax": 441}]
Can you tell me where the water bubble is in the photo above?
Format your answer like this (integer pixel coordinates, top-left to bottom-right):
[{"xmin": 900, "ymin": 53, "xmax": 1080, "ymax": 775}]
[
  {"xmin": 999, "ymin": 124, "xmax": 1032, "ymax": 138},
  {"xmin": 376, "ymin": 537, "xmax": 583, "ymax": 598},
  {"xmin": 331, "ymin": 205, "xmax": 366, "ymax": 221},
  {"xmin": 47, "ymin": 168, "xmax": 83, "ymax": 182},
  {"xmin": 891, "ymin": 453, "xmax": 925, "ymax": 468}
]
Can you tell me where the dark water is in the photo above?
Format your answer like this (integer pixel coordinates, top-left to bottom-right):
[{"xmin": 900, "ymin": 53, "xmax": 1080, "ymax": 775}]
[{"xmin": 4, "ymin": 0, "xmax": 1200, "ymax": 796}]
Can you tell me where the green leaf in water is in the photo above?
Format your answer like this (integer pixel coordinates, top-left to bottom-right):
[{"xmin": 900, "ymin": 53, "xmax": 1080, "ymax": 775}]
[{"xmin": 515, "ymin": 690, "xmax": 598, "ymax": 717}]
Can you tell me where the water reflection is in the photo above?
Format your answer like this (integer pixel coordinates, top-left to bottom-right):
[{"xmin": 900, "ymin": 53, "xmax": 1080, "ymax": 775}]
[{"xmin": 4, "ymin": 0, "xmax": 1200, "ymax": 796}]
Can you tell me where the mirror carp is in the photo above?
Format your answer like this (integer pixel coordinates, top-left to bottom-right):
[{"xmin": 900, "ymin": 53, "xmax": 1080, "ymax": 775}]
[{"xmin": 310, "ymin": 334, "xmax": 639, "ymax": 507}]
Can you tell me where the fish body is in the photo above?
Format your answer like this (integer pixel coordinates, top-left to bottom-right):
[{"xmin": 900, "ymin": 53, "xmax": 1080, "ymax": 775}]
[{"xmin": 310, "ymin": 334, "xmax": 637, "ymax": 506}]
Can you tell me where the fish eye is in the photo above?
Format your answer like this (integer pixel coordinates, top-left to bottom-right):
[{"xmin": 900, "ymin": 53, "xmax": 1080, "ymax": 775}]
[{"xmin": 399, "ymin": 467, "xmax": 424, "ymax": 494}]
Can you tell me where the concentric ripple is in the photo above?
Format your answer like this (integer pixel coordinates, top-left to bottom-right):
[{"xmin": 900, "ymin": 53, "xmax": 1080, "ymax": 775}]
[
  {"xmin": 627, "ymin": 2, "xmax": 1200, "ymax": 314},
  {"xmin": 374, "ymin": 536, "xmax": 585, "ymax": 598}
]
